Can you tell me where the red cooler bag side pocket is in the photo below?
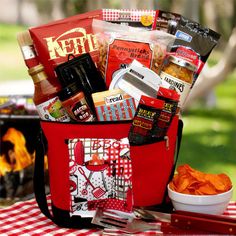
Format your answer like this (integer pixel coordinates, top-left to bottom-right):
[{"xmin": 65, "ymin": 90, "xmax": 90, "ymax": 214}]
[{"xmin": 131, "ymin": 116, "xmax": 181, "ymax": 206}]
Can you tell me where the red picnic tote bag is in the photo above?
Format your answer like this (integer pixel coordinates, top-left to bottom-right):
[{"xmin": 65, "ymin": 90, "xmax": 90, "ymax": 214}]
[{"xmin": 34, "ymin": 116, "xmax": 183, "ymax": 228}]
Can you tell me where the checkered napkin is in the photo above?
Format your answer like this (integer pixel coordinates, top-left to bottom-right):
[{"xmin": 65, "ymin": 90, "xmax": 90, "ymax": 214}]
[
  {"xmin": 0, "ymin": 197, "xmax": 101, "ymax": 236},
  {"xmin": 0, "ymin": 198, "xmax": 235, "ymax": 236},
  {"xmin": 102, "ymin": 9, "xmax": 156, "ymax": 22},
  {"xmin": 224, "ymin": 201, "xmax": 236, "ymax": 218}
]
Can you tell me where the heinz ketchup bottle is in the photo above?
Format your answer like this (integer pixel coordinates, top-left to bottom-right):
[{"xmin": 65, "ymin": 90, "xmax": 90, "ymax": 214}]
[{"xmin": 28, "ymin": 64, "xmax": 70, "ymax": 122}]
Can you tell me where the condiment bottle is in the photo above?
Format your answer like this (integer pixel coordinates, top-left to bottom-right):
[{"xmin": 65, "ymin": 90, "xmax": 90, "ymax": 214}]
[
  {"xmin": 159, "ymin": 55, "xmax": 197, "ymax": 108},
  {"xmin": 17, "ymin": 31, "xmax": 39, "ymax": 68},
  {"xmin": 59, "ymin": 82, "xmax": 95, "ymax": 122},
  {"xmin": 28, "ymin": 64, "xmax": 70, "ymax": 122}
]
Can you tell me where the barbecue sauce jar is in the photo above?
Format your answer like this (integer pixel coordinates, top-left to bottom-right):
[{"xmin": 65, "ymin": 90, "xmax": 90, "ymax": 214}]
[
  {"xmin": 28, "ymin": 64, "xmax": 70, "ymax": 122},
  {"xmin": 59, "ymin": 83, "xmax": 95, "ymax": 122},
  {"xmin": 159, "ymin": 55, "xmax": 197, "ymax": 108}
]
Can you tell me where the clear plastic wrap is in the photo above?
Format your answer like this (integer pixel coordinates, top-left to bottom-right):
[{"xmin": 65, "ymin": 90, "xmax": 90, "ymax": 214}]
[{"xmin": 92, "ymin": 19, "xmax": 175, "ymax": 87}]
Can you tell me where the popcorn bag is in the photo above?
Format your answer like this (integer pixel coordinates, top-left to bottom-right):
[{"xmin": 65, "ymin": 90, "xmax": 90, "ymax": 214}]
[{"xmin": 16, "ymin": 7, "xmax": 220, "ymax": 230}]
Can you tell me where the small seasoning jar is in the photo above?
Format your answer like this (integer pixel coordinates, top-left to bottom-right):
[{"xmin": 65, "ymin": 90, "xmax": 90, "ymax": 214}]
[
  {"xmin": 161, "ymin": 56, "xmax": 197, "ymax": 83},
  {"xmin": 59, "ymin": 83, "xmax": 95, "ymax": 122},
  {"xmin": 159, "ymin": 55, "xmax": 197, "ymax": 108}
]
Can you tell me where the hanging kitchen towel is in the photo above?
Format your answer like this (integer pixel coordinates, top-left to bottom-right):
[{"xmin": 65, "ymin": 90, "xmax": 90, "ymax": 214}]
[{"xmin": 68, "ymin": 137, "xmax": 132, "ymax": 218}]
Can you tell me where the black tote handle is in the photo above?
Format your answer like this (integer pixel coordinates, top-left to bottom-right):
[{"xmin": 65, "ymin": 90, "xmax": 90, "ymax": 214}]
[
  {"xmin": 33, "ymin": 129, "xmax": 94, "ymax": 228},
  {"xmin": 33, "ymin": 129, "xmax": 55, "ymax": 222},
  {"xmin": 172, "ymin": 119, "xmax": 184, "ymax": 179}
]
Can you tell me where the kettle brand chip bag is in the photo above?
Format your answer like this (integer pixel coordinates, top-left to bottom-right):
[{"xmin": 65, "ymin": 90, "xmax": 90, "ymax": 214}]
[{"xmin": 29, "ymin": 10, "xmax": 103, "ymax": 85}]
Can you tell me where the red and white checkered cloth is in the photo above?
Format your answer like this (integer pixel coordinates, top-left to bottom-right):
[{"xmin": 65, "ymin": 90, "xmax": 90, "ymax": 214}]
[
  {"xmin": 102, "ymin": 9, "xmax": 156, "ymax": 22},
  {"xmin": 0, "ymin": 198, "xmax": 235, "ymax": 236}
]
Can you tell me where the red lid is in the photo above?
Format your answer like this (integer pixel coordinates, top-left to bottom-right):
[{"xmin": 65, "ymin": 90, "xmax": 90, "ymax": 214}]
[{"xmin": 157, "ymin": 87, "xmax": 180, "ymax": 102}]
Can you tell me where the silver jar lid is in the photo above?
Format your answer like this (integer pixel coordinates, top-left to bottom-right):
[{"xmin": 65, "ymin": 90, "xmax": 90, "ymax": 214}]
[{"xmin": 168, "ymin": 55, "xmax": 197, "ymax": 72}]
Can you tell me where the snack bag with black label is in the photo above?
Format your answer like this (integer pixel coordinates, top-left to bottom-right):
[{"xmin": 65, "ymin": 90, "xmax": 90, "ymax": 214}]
[
  {"xmin": 128, "ymin": 95, "xmax": 164, "ymax": 145},
  {"xmin": 154, "ymin": 10, "xmax": 220, "ymax": 86},
  {"xmin": 171, "ymin": 16, "xmax": 220, "ymax": 85}
]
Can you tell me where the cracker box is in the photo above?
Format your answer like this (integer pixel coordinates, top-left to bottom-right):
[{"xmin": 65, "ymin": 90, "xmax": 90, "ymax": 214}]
[{"xmin": 92, "ymin": 89, "xmax": 136, "ymax": 121}]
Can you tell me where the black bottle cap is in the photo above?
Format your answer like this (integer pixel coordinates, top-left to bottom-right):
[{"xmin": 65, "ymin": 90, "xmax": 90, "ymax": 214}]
[{"xmin": 58, "ymin": 82, "xmax": 81, "ymax": 101}]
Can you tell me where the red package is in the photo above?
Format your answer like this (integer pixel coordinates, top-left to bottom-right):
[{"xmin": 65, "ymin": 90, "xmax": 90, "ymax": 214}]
[
  {"xmin": 128, "ymin": 95, "xmax": 165, "ymax": 145},
  {"xmin": 92, "ymin": 19, "xmax": 175, "ymax": 87},
  {"xmin": 29, "ymin": 10, "xmax": 103, "ymax": 87}
]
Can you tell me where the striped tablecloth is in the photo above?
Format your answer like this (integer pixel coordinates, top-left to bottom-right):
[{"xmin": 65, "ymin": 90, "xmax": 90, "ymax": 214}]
[{"xmin": 0, "ymin": 197, "xmax": 235, "ymax": 236}]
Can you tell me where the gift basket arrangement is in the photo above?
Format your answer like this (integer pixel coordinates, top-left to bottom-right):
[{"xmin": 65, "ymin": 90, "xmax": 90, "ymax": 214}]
[{"xmin": 16, "ymin": 8, "xmax": 235, "ymax": 234}]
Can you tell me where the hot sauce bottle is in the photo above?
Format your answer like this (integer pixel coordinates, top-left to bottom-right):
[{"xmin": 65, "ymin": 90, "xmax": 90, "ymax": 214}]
[
  {"xmin": 59, "ymin": 82, "xmax": 95, "ymax": 122},
  {"xmin": 28, "ymin": 64, "xmax": 70, "ymax": 122}
]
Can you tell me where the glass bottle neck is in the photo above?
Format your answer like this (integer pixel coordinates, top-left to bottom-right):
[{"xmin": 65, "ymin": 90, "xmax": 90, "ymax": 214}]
[{"xmin": 32, "ymin": 71, "xmax": 47, "ymax": 84}]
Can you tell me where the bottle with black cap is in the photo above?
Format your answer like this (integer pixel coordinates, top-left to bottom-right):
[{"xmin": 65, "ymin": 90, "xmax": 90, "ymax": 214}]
[{"xmin": 59, "ymin": 82, "xmax": 95, "ymax": 122}]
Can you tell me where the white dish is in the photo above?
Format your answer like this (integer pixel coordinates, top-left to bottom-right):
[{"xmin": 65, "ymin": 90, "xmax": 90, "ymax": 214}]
[{"xmin": 167, "ymin": 184, "xmax": 233, "ymax": 215}]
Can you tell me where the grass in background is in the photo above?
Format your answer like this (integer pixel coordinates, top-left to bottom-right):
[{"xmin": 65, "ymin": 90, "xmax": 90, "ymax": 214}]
[
  {"xmin": 0, "ymin": 23, "xmax": 28, "ymax": 81},
  {"xmin": 179, "ymin": 72, "xmax": 236, "ymax": 200}
]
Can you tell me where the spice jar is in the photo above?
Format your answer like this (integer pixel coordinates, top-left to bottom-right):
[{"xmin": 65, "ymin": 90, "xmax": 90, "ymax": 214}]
[
  {"xmin": 159, "ymin": 55, "xmax": 197, "ymax": 108},
  {"xmin": 59, "ymin": 83, "xmax": 95, "ymax": 122}
]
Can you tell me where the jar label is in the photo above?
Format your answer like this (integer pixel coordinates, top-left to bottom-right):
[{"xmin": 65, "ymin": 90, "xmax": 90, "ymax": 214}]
[
  {"xmin": 69, "ymin": 97, "xmax": 95, "ymax": 122},
  {"xmin": 105, "ymin": 38, "xmax": 153, "ymax": 87},
  {"xmin": 159, "ymin": 72, "xmax": 191, "ymax": 107},
  {"xmin": 22, "ymin": 45, "xmax": 37, "ymax": 60},
  {"xmin": 36, "ymin": 96, "xmax": 71, "ymax": 122}
]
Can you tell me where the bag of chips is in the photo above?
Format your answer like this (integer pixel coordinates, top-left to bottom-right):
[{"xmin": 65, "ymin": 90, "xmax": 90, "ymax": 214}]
[
  {"xmin": 171, "ymin": 16, "xmax": 221, "ymax": 85},
  {"xmin": 29, "ymin": 10, "xmax": 103, "ymax": 87},
  {"xmin": 92, "ymin": 19, "xmax": 175, "ymax": 87}
]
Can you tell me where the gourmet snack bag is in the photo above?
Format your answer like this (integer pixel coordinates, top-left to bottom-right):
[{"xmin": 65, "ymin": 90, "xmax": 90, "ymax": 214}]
[
  {"xmin": 171, "ymin": 16, "xmax": 220, "ymax": 85},
  {"xmin": 152, "ymin": 10, "xmax": 220, "ymax": 88},
  {"xmin": 153, "ymin": 10, "xmax": 220, "ymax": 86},
  {"xmin": 92, "ymin": 19, "xmax": 175, "ymax": 87},
  {"xmin": 29, "ymin": 10, "xmax": 103, "ymax": 87}
]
